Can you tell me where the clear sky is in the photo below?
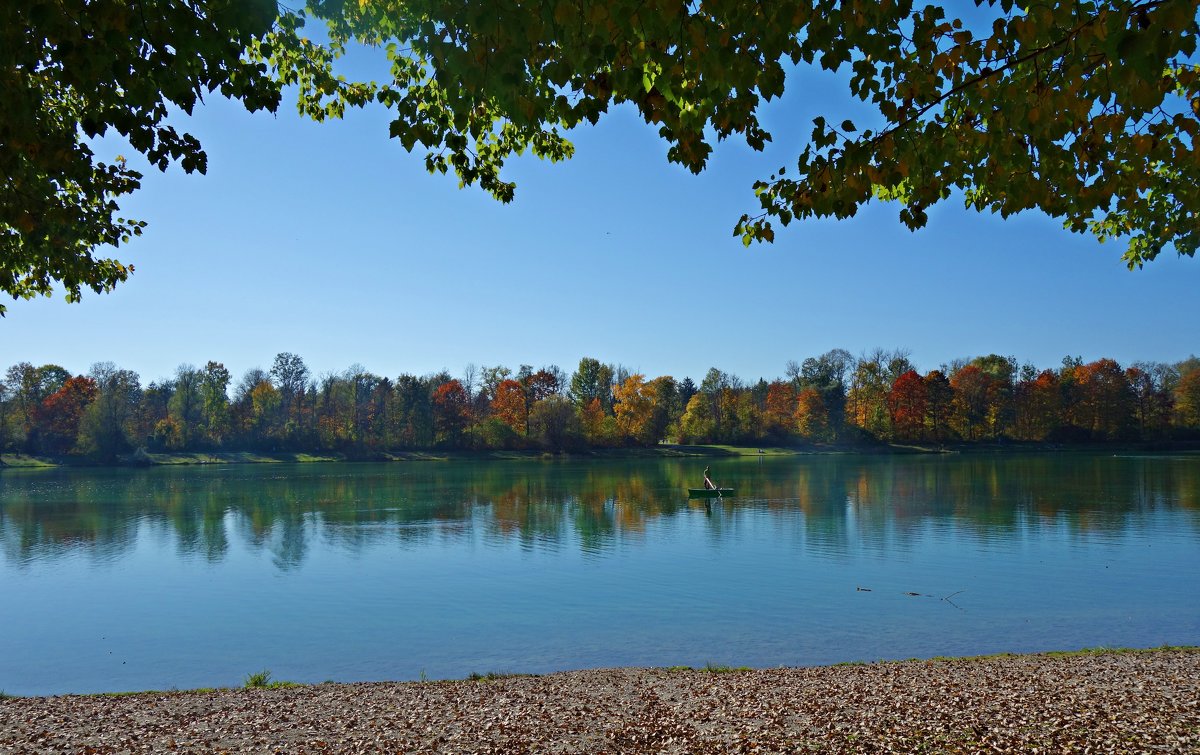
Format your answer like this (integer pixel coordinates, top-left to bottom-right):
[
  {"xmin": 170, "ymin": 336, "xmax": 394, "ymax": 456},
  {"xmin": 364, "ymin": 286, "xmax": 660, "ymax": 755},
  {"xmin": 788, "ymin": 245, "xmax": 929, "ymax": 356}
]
[{"xmin": 2, "ymin": 55, "xmax": 1197, "ymax": 388}]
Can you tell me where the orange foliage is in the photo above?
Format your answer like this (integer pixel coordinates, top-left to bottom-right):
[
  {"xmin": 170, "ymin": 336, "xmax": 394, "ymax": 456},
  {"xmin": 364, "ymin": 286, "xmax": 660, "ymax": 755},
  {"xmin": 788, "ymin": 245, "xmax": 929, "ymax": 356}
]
[
  {"xmin": 580, "ymin": 397, "xmax": 608, "ymax": 444},
  {"xmin": 949, "ymin": 365, "xmax": 996, "ymax": 440},
  {"xmin": 431, "ymin": 379, "xmax": 472, "ymax": 442},
  {"xmin": 491, "ymin": 379, "xmax": 527, "ymax": 434},
  {"xmin": 763, "ymin": 381, "xmax": 796, "ymax": 437},
  {"xmin": 794, "ymin": 387, "xmax": 828, "ymax": 440},
  {"xmin": 887, "ymin": 370, "xmax": 927, "ymax": 441},
  {"xmin": 1014, "ymin": 370, "xmax": 1061, "ymax": 440},
  {"xmin": 1071, "ymin": 359, "xmax": 1133, "ymax": 439},
  {"xmin": 1177, "ymin": 368, "xmax": 1200, "ymax": 428}
]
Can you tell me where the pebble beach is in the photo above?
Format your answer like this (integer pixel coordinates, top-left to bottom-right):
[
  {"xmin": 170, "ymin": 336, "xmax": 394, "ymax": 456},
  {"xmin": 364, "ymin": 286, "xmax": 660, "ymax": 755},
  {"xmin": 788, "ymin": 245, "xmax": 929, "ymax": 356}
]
[{"xmin": 2, "ymin": 648, "xmax": 1197, "ymax": 754}]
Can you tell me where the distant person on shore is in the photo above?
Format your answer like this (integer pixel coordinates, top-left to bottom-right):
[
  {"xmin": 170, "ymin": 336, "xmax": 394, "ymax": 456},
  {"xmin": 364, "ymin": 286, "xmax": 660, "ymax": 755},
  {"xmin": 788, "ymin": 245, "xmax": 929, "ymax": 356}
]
[{"xmin": 703, "ymin": 466, "xmax": 715, "ymax": 490}]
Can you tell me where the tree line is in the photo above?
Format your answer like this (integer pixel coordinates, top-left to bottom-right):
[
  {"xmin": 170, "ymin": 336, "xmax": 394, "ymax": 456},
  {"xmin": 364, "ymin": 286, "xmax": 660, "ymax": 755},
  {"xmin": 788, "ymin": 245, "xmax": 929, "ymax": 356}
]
[{"xmin": 3, "ymin": 350, "xmax": 1199, "ymax": 461}]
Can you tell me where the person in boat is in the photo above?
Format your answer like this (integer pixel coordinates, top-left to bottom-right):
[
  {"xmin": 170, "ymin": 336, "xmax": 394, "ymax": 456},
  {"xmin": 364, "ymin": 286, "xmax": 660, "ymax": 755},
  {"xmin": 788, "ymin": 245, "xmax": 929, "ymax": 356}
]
[{"xmin": 703, "ymin": 465, "xmax": 715, "ymax": 490}]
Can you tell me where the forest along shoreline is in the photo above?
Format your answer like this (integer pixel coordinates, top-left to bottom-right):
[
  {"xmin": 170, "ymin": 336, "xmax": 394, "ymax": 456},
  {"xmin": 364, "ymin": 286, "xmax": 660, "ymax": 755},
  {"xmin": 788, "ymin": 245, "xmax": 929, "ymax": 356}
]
[
  {"xmin": 1, "ymin": 648, "xmax": 1197, "ymax": 753},
  {"xmin": 4, "ymin": 441, "xmax": 1200, "ymax": 468}
]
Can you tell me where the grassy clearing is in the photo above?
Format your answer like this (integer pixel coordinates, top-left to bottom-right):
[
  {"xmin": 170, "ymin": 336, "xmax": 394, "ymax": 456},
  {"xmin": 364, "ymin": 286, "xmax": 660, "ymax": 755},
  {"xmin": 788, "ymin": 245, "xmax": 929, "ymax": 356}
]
[
  {"xmin": 0, "ymin": 454, "xmax": 57, "ymax": 468},
  {"xmin": 147, "ymin": 452, "xmax": 343, "ymax": 466},
  {"xmin": 0, "ymin": 445, "xmax": 804, "ymax": 470}
]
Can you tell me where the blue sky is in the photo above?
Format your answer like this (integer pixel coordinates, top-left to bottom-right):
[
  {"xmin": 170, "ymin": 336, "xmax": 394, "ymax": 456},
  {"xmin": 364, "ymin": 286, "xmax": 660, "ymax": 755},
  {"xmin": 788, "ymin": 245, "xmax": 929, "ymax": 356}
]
[{"xmin": 2, "ymin": 56, "xmax": 1197, "ymax": 388}]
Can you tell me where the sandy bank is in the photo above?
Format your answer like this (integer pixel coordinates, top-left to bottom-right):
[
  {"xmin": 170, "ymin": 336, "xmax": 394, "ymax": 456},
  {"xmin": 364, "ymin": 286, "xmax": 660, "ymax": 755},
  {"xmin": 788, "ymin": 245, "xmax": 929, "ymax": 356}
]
[{"xmin": 2, "ymin": 649, "xmax": 1197, "ymax": 753}]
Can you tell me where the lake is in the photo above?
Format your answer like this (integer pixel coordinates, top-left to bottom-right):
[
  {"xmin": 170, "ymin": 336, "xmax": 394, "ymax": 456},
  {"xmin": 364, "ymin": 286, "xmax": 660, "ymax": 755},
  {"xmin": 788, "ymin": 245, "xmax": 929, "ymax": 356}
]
[{"xmin": 1, "ymin": 453, "xmax": 1197, "ymax": 696}]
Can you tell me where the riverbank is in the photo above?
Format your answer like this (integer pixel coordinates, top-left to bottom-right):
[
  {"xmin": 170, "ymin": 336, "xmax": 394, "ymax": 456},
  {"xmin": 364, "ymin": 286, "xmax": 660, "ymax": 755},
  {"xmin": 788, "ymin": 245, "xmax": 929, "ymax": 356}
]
[
  {"xmin": 0, "ymin": 445, "xmax": 785, "ymax": 468},
  {"xmin": 4, "ymin": 441, "xmax": 1199, "ymax": 468},
  {"xmin": 2, "ymin": 648, "xmax": 1196, "ymax": 753}
]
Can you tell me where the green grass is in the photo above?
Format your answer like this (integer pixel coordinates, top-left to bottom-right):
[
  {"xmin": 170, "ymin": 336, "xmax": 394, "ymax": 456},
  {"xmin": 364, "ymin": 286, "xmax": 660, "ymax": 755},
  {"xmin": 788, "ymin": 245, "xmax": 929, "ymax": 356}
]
[
  {"xmin": 244, "ymin": 669, "xmax": 273, "ymax": 688},
  {"xmin": 146, "ymin": 451, "xmax": 344, "ymax": 466},
  {"xmin": 0, "ymin": 689, "xmax": 17, "ymax": 699},
  {"xmin": 0, "ymin": 454, "xmax": 57, "ymax": 468},
  {"xmin": 243, "ymin": 669, "xmax": 301, "ymax": 690},
  {"xmin": 703, "ymin": 662, "xmax": 751, "ymax": 673}
]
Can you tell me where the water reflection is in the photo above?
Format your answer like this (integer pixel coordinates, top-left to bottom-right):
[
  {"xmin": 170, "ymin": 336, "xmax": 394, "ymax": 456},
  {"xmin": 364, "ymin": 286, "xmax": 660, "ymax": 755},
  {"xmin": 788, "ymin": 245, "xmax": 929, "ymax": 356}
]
[{"xmin": 2, "ymin": 454, "xmax": 1197, "ymax": 568}]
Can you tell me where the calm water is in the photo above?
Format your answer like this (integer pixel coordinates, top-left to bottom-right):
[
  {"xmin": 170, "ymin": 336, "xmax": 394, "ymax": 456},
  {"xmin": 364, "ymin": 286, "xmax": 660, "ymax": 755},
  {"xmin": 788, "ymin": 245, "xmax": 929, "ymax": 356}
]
[{"xmin": 1, "ymin": 453, "xmax": 1197, "ymax": 695}]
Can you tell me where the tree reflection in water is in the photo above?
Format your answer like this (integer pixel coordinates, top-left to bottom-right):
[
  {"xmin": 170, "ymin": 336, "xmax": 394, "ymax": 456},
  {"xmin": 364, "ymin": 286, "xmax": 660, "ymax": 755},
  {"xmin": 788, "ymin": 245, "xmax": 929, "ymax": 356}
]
[{"xmin": 1, "ymin": 454, "xmax": 1197, "ymax": 568}]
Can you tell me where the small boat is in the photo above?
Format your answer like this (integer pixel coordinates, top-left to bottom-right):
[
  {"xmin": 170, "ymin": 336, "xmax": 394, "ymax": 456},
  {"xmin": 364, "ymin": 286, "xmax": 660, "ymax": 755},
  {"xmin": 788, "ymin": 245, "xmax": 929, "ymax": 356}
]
[{"xmin": 687, "ymin": 488, "xmax": 735, "ymax": 498}]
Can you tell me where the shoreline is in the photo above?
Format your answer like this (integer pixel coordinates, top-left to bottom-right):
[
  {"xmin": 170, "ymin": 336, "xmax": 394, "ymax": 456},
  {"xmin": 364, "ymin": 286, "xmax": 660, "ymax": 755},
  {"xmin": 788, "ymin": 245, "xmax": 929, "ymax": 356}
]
[
  {"xmin": 3, "ymin": 648, "xmax": 1197, "ymax": 753},
  {"xmin": 4, "ymin": 441, "xmax": 1199, "ymax": 469}
]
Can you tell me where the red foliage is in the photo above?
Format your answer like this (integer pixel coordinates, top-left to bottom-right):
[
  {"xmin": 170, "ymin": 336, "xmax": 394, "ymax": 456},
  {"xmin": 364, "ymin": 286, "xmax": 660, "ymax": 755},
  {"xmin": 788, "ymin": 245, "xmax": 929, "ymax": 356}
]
[
  {"xmin": 887, "ymin": 370, "xmax": 927, "ymax": 441},
  {"xmin": 763, "ymin": 381, "xmax": 796, "ymax": 436},
  {"xmin": 431, "ymin": 379, "xmax": 472, "ymax": 442},
  {"xmin": 524, "ymin": 369, "xmax": 560, "ymax": 403},
  {"xmin": 31, "ymin": 376, "xmax": 98, "ymax": 454}
]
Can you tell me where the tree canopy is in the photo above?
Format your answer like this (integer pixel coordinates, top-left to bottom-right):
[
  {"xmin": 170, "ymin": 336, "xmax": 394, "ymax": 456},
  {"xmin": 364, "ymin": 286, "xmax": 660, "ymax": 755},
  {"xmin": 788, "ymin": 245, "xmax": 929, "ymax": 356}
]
[
  {"xmin": 5, "ymin": 1, "xmax": 1198, "ymax": 312},
  {"xmin": 2, "ymin": 0, "xmax": 285, "ymax": 314}
]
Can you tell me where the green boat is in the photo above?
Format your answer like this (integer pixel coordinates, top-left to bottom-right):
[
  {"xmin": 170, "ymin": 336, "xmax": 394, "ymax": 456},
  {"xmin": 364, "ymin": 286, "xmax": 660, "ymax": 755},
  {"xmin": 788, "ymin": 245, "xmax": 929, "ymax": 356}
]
[{"xmin": 687, "ymin": 488, "xmax": 735, "ymax": 498}]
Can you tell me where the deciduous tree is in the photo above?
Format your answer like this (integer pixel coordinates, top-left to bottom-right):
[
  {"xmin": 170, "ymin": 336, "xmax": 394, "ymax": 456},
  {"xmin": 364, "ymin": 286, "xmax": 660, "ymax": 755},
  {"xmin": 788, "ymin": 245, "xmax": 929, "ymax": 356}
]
[
  {"xmin": 491, "ymin": 379, "xmax": 528, "ymax": 435},
  {"xmin": 763, "ymin": 381, "xmax": 798, "ymax": 439},
  {"xmin": 168, "ymin": 364, "xmax": 203, "ymax": 450},
  {"xmin": 679, "ymin": 393, "xmax": 716, "ymax": 444},
  {"xmin": 887, "ymin": 370, "xmax": 928, "ymax": 442},
  {"xmin": 1014, "ymin": 369, "xmax": 1063, "ymax": 440},
  {"xmin": 794, "ymin": 387, "xmax": 829, "ymax": 441},
  {"xmin": 431, "ymin": 379, "xmax": 471, "ymax": 446},
  {"xmin": 11, "ymin": 1, "xmax": 1200, "ymax": 312},
  {"xmin": 923, "ymin": 370, "xmax": 954, "ymax": 442},
  {"xmin": 569, "ymin": 358, "xmax": 614, "ymax": 413},
  {"xmin": 1074, "ymin": 358, "xmax": 1135, "ymax": 439},
  {"xmin": 1126, "ymin": 363, "xmax": 1173, "ymax": 438},
  {"xmin": 613, "ymin": 374, "xmax": 657, "ymax": 445},
  {"xmin": 31, "ymin": 376, "xmax": 97, "ymax": 454},
  {"xmin": 949, "ymin": 365, "xmax": 993, "ymax": 441},
  {"xmin": 799, "ymin": 350, "xmax": 852, "ymax": 439},
  {"xmin": 280, "ymin": 0, "xmax": 1200, "ymax": 269},
  {"xmin": 1175, "ymin": 362, "xmax": 1200, "ymax": 429},
  {"xmin": 2, "ymin": 0, "xmax": 287, "ymax": 313},
  {"xmin": 528, "ymin": 395, "xmax": 583, "ymax": 451},
  {"xmin": 848, "ymin": 354, "xmax": 891, "ymax": 439},
  {"xmin": 3, "ymin": 363, "xmax": 70, "ymax": 450},
  {"xmin": 77, "ymin": 362, "xmax": 140, "ymax": 460},
  {"xmin": 200, "ymin": 361, "xmax": 232, "ymax": 446}
]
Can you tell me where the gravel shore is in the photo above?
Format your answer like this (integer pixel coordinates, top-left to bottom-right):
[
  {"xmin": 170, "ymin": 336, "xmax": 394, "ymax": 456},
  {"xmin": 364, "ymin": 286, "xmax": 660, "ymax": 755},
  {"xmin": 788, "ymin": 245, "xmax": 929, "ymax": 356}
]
[{"xmin": 2, "ymin": 649, "xmax": 1197, "ymax": 754}]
